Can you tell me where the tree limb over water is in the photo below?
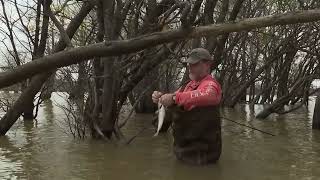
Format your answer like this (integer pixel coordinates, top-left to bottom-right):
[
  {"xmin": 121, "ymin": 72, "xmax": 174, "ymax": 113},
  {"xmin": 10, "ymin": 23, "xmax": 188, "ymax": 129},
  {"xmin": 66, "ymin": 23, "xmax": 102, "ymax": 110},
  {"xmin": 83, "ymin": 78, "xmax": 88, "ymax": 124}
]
[{"xmin": 1, "ymin": 9, "xmax": 320, "ymax": 89}]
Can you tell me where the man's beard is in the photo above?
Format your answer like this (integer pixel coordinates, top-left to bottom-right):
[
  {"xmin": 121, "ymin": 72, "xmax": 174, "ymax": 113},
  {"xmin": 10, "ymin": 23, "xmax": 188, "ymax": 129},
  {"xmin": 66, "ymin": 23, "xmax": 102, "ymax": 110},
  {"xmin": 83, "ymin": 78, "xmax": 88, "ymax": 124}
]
[
  {"xmin": 189, "ymin": 73, "xmax": 202, "ymax": 81},
  {"xmin": 189, "ymin": 73, "xmax": 207, "ymax": 81},
  {"xmin": 189, "ymin": 73, "xmax": 195, "ymax": 80}
]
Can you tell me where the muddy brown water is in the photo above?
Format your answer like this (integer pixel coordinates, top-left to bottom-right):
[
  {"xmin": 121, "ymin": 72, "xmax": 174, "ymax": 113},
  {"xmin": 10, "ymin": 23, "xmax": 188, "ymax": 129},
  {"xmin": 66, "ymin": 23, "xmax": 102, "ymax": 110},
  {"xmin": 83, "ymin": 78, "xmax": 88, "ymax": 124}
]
[{"xmin": 1, "ymin": 92, "xmax": 320, "ymax": 180}]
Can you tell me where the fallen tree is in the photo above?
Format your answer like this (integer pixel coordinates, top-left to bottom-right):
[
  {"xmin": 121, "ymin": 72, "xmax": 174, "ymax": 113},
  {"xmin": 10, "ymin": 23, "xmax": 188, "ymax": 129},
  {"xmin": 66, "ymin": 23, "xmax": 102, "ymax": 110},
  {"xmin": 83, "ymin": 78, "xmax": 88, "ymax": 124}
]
[{"xmin": 1, "ymin": 9, "xmax": 320, "ymax": 89}]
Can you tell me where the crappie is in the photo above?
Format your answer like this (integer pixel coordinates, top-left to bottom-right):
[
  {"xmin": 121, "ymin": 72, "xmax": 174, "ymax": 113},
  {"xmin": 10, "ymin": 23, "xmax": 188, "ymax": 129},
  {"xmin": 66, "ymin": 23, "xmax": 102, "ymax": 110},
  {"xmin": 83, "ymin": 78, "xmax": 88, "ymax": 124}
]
[{"xmin": 154, "ymin": 102, "xmax": 165, "ymax": 136}]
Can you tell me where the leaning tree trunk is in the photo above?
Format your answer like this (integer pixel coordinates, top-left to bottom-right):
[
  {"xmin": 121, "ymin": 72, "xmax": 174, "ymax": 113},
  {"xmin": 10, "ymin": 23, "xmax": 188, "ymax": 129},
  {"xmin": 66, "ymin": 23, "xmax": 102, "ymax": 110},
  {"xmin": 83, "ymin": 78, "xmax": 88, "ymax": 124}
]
[
  {"xmin": 256, "ymin": 76, "xmax": 310, "ymax": 119},
  {"xmin": 312, "ymin": 92, "xmax": 320, "ymax": 129}
]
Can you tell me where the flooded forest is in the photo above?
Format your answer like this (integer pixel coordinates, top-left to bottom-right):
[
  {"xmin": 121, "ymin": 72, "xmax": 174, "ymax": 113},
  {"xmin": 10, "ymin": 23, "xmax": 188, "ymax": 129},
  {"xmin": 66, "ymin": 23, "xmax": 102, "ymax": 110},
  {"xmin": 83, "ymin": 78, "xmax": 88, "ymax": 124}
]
[{"xmin": 1, "ymin": 0, "xmax": 320, "ymax": 179}]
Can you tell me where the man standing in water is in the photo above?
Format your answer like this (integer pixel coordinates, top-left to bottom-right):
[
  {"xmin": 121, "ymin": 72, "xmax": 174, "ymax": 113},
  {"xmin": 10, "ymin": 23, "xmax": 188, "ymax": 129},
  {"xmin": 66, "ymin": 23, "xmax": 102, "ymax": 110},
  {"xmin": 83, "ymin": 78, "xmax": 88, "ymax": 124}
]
[{"xmin": 152, "ymin": 48, "xmax": 222, "ymax": 165}]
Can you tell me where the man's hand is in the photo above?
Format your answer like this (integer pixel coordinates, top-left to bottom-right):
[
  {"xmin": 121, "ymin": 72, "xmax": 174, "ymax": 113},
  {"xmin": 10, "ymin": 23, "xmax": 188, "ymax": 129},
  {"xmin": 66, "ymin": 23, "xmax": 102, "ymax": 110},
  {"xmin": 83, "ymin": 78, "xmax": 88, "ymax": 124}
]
[
  {"xmin": 159, "ymin": 93, "xmax": 175, "ymax": 107},
  {"xmin": 152, "ymin": 91, "xmax": 163, "ymax": 104}
]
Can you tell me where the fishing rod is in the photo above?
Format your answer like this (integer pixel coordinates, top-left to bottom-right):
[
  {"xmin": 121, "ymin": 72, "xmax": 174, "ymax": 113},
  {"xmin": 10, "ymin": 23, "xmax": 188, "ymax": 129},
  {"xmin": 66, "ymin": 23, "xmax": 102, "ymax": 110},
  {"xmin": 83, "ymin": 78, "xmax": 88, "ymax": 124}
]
[
  {"xmin": 126, "ymin": 115, "xmax": 276, "ymax": 145},
  {"xmin": 125, "ymin": 116, "xmax": 157, "ymax": 145},
  {"xmin": 220, "ymin": 116, "xmax": 276, "ymax": 136},
  {"xmin": 125, "ymin": 126, "xmax": 149, "ymax": 145}
]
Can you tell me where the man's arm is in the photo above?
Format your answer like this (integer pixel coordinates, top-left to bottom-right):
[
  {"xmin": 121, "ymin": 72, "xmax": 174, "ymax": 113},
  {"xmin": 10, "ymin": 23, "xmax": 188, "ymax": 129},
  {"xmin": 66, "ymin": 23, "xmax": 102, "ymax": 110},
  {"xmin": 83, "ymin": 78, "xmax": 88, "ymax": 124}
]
[{"xmin": 175, "ymin": 81, "xmax": 222, "ymax": 110}]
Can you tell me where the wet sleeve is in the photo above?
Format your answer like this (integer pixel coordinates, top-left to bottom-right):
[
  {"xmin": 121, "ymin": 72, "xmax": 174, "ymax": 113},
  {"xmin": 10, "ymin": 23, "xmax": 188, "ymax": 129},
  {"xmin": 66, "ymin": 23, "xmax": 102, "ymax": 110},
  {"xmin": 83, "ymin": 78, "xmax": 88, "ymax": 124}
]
[{"xmin": 175, "ymin": 81, "xmax": 221, "ymax": 110}]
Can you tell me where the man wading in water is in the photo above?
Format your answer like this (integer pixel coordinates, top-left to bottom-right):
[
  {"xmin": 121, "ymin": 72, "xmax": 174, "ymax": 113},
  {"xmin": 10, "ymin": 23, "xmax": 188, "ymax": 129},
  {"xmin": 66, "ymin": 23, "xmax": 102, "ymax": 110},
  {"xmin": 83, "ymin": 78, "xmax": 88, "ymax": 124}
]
[{"xmin": 152, "ymin": 48, "xmax": 222, "ymax": 165}]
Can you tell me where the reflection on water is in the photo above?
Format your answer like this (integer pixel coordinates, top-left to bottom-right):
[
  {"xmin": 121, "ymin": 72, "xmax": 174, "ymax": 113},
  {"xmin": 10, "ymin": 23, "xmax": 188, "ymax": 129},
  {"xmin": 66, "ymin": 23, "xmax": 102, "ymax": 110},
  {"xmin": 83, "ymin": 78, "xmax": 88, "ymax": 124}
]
[{"xmin": 0, "ymin": 93, "xmax": 320, "ymax": 179}]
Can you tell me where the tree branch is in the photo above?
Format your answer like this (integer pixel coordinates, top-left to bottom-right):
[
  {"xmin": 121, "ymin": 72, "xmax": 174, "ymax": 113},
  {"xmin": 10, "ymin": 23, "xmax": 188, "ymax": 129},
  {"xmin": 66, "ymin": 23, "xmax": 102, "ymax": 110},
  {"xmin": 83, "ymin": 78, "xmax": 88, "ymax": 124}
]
[{"xmin": 47, "ymin": 7, "xmax": 73, "ymax": 47}]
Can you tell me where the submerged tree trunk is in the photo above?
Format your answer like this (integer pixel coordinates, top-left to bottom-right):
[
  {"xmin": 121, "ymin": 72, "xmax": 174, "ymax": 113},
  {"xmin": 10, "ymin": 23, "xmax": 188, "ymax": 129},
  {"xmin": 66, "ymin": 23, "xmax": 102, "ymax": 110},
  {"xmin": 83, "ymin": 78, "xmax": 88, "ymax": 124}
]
[
  {"xmin": 22, "ymin": 0, "xmax": 51, "ymax": 121},
  {"xmin": 101, "ymin": 57, "xmax": 117, "ymax": 138},
  {"xmin": 91, "ymin": 0, "xmax": 120, "ymax": 139},
  {"xmin": 41, "ymin": 74, "xmax": 55, "ymax": 100},
  {"xmin": 71, "ymin": 62, "xmax": 86, "ymax": 101},
  {"xmin": 22, "ymin": 100, "xmax": 34, "ymax": 121},
  {"xmin": 312, "ymin": 92, "xmax": 320, "ymax": 129}
]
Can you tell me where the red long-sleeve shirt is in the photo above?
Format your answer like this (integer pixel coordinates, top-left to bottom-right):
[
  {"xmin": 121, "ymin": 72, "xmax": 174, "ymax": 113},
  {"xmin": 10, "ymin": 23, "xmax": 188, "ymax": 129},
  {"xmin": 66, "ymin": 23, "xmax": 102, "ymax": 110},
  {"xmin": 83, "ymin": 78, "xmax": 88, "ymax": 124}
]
[{"xmin": 175, "ymin": 75, "xmax": 222, "ymax": 111}]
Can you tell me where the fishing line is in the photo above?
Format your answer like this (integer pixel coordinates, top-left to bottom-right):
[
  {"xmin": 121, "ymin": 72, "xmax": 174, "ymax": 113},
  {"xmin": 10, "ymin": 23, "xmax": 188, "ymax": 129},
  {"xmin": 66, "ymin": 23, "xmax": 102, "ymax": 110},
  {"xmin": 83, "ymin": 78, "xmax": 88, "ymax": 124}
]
[{"xmin": 220, "ymin": 116, "xmax": 276, "ymax": 136}]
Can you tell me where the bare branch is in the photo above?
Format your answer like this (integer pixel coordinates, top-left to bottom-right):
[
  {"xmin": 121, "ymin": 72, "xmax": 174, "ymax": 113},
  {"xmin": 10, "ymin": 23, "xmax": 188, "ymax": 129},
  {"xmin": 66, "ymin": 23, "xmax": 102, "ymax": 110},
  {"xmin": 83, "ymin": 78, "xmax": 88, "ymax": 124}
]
[
  {"xmin": 0, "ymin": 0, "xmax": 22, "ymax": 66},
  {"xmin": 47, "ymin": 7, "xmax": 73, "ymax": 47}
]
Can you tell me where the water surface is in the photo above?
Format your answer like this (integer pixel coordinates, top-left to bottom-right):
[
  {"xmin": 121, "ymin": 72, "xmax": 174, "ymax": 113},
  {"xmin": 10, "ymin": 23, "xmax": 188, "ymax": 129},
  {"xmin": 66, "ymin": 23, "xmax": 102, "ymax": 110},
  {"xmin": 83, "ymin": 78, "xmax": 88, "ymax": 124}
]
[{"xmin": 0, "ymin": 92, "xmax": 319, "ymax": 180}]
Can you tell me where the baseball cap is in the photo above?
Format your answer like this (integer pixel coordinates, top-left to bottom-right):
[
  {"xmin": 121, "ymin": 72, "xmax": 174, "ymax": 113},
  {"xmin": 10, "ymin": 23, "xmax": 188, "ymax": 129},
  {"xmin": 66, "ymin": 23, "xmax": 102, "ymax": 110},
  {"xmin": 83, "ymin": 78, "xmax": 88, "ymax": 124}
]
[{"xmin": 185, "ymin": 48, "xmax": 213, "ymax": 64}]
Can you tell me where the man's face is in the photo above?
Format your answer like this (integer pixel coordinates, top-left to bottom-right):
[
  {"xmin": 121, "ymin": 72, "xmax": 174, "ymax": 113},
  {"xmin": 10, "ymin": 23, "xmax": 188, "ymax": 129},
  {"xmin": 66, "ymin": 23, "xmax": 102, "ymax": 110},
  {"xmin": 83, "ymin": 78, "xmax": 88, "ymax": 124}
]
[{"xmin": 188, "ymin": 60, "xmax": 211, "ymax": 81}]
